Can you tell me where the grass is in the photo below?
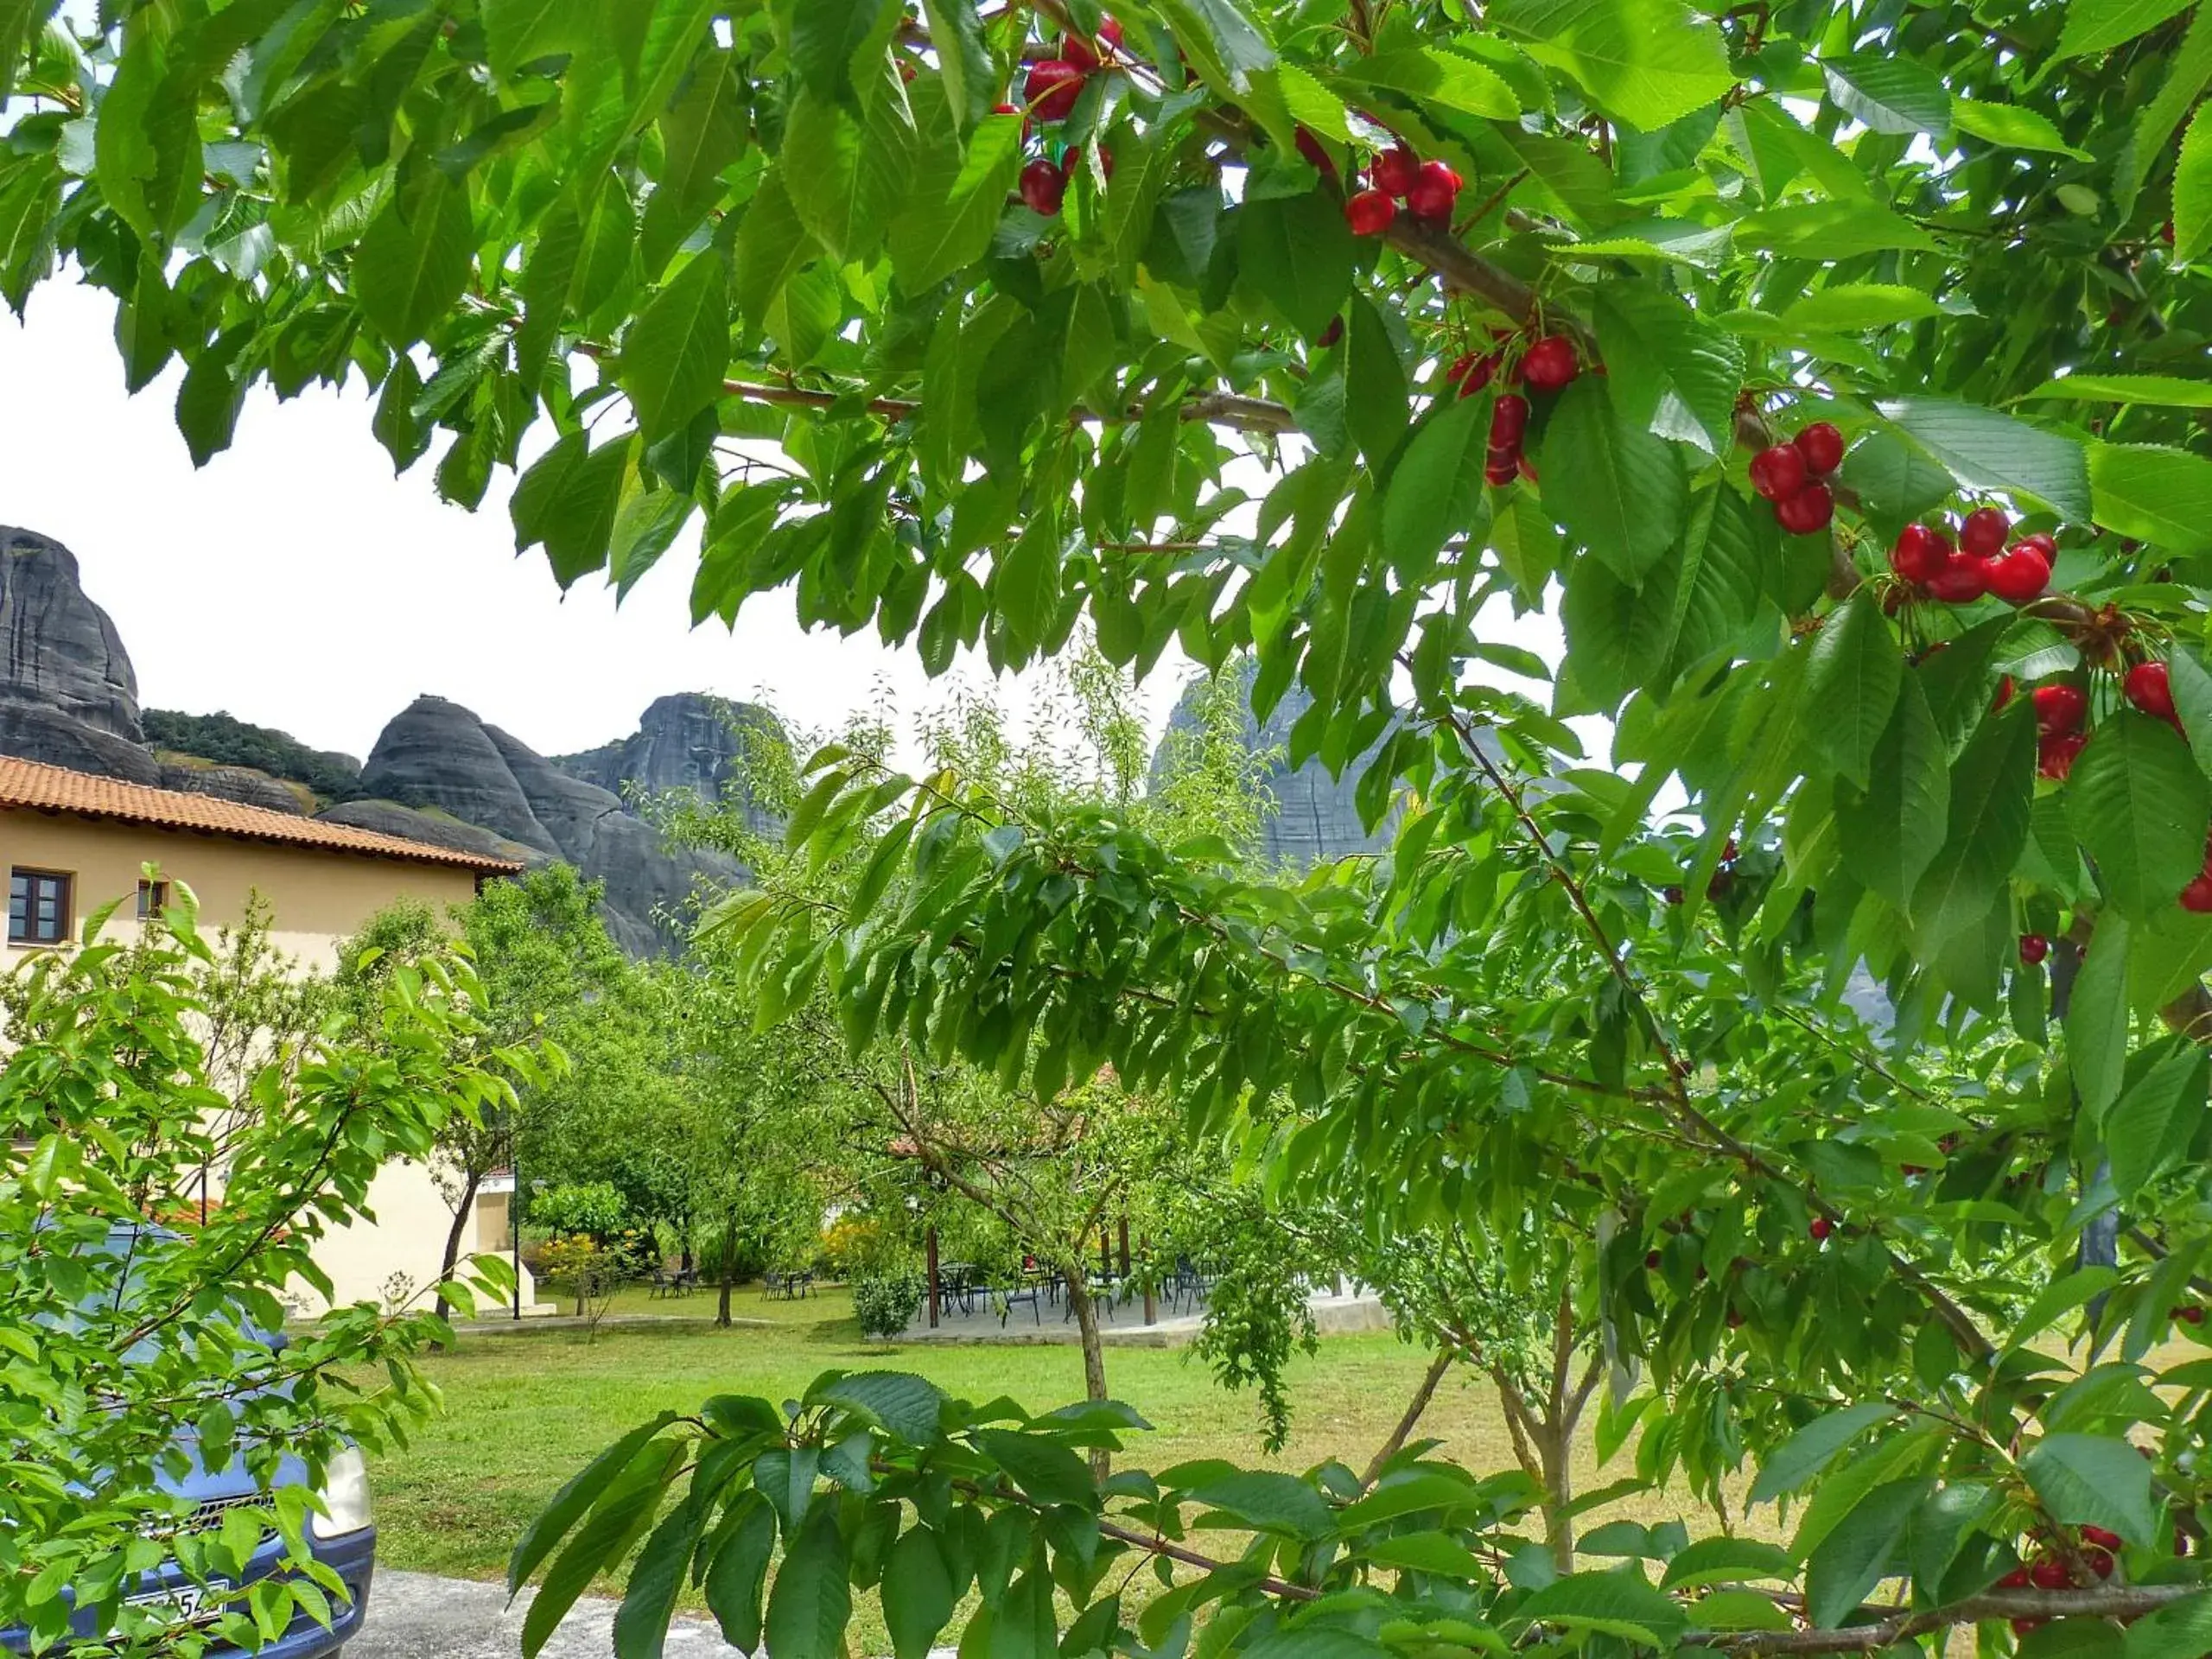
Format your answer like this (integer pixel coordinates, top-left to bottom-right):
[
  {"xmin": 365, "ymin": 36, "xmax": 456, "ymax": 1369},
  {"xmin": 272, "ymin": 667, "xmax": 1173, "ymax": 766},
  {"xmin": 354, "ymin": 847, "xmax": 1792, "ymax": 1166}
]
[{"xmin": 365, "ymin": 1285, "xmax": 1719, "ymax": 1649}]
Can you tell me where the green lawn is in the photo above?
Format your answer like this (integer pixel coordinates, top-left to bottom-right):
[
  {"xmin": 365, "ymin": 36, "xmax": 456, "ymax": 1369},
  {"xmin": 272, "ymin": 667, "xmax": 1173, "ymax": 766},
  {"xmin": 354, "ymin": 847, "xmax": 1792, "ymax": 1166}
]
[{"xmin": 365, "ymin": 1287, "xmax": 1712, "ymax": 1614}]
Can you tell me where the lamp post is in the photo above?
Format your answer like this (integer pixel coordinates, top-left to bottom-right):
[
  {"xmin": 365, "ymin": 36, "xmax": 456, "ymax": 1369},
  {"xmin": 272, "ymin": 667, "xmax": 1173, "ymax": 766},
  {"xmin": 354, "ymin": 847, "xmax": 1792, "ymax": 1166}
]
[{"xmin": 511, "ymin": 1155, "xmax": 522, "ymax": 1322}]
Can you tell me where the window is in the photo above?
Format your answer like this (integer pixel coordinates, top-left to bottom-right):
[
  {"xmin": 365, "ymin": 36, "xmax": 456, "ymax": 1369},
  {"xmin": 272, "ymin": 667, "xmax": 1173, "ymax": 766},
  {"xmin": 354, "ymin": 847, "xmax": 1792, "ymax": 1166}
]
[
  {"xmin": 9, "ymin": 869, "xmax": 71, "ymax": 944},
  {"xmin": 137, "ymin": 879, "xmax": 168, "ymax": 920}
]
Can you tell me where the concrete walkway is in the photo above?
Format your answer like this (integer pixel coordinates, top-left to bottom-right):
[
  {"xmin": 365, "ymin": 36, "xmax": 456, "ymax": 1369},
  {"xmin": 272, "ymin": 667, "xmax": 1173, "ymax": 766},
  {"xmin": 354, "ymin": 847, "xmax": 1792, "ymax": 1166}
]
[
  {"xmin": 353, "ymin": 1569, "xmax": 950, "ymax": 1658},
  {"xmin": 895, "ymin": 1284, "xmax": 1389, "ymax": 1345}
]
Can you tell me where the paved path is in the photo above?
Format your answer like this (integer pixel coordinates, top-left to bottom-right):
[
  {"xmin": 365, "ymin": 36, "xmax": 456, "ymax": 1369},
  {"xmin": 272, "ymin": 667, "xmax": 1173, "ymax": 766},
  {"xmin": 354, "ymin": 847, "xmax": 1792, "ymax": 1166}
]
[{"xmin": 353, "ymin": 1570, "xmax": 951, "ymax": 1659}]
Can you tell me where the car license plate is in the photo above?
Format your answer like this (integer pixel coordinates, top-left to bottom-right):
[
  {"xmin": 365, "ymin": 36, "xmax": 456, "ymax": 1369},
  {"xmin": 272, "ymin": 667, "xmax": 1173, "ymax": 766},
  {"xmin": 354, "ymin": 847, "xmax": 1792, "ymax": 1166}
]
[{"xmin": 121, "ymin": 1578, "xmax": 231, "ymax": 1626}]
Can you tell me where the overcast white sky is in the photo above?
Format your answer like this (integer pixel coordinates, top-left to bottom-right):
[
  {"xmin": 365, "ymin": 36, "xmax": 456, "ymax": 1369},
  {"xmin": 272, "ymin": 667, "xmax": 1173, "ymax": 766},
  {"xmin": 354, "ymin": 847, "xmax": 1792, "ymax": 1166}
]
[{"xmin": 0, "ymin": 280, "xmax": 1166, "ymax": 765}]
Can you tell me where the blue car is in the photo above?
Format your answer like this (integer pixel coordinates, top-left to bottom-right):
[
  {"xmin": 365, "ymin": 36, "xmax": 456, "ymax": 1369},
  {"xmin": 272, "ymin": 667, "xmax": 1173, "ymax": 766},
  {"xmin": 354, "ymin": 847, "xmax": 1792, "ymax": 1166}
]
[{"xmin": 6, "ymin": 1225, "xmax": 377, "ymax": 1656}]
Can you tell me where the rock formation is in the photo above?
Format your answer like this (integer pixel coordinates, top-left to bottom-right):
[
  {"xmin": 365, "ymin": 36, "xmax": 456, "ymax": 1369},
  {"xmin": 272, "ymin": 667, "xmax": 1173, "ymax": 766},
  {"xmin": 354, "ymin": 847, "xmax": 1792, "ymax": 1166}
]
[
  {"xmin": 0, "ymin": 527, "xmax": 161, "ymax": 785},
  {"xmin": 158, "ymin": 760, "xmax": 311, "ymax": 816},
  {"xmin": 554, "ymin": 692, "xmax": 783, "ymax": 839},
  {"xmin": 346, "ymin": 696, "xmax": 745, "ymax": 953},
  {"xmin": 1153, "ymin": 667, "xmax": 1395, "ymax": 867}
]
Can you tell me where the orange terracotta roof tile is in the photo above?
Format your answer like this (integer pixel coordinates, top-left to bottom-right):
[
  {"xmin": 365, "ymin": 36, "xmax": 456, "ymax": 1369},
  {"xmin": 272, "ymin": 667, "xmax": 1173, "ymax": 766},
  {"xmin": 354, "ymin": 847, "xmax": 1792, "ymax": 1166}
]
[{"xmin": 0, "ymin": 755, "xmax": 524, "ymax": 874}]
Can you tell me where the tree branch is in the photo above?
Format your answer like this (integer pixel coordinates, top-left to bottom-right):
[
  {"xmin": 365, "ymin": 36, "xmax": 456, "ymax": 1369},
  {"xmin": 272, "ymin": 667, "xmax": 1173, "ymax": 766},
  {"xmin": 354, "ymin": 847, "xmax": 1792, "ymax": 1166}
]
[
  {"xmin": 1681, "ymin": 1584, "xmax": 2198, "ymax": 1653},
  {"xmin": 1357, "ymin": 1349, "xmax": 1453, "ymax": 1491}
]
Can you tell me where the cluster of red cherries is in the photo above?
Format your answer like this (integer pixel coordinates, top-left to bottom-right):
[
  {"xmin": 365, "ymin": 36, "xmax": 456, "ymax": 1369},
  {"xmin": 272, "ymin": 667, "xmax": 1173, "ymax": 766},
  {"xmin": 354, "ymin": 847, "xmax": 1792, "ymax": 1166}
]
[
  {"xmin": 1889, "ymin": 504, "xmax": 2056, "ymax": 606},
  {"xmin": 1998, "ymin": 1527, "xmax": 2126, "ymax": 1635},
  {"xmin": 1342, "ymin": 142, "xmax": 1465, "ymax": 237},
  {"xmin": 1011, "ymin": 19, "xmax": 1125, "ymax": 215},
  {"xmin": 1435, "ymin": 330, "xmax": 1580, "ymax": 486},
  {"xmin": 1747, "ymin": 423, "xmax": 1844, "ymax": 535}
]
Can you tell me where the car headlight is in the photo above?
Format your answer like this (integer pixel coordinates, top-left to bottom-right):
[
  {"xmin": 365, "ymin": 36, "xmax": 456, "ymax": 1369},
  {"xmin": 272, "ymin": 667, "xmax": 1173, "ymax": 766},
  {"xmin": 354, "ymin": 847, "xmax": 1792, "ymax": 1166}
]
[{"xmin": 310, "ymin": 1446, "xmax": 372, "ymax": 1540}]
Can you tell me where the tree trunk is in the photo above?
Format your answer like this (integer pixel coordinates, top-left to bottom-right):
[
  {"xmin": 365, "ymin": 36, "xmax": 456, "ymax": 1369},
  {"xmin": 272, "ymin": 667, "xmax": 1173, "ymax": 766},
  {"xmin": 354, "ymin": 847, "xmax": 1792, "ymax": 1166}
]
[
  {"xmin": 430, "ymin": 1166, "xmax": 485, "ymax": 1349},
  {"xmin": 716, "ymin": 1209, "xmax": 739, "ymax": 1328},
  {"xmin": 1536, "ymin": 1417, "xmax": 1575, "ymax": 1573},
  {"xmin": 1360, "ymin": 1351, "xmax": 1453, "ymax": 1491},
  {"xmin": 1061, "ymin": 1269, "xmax": 1112, "ymax": 1478}
]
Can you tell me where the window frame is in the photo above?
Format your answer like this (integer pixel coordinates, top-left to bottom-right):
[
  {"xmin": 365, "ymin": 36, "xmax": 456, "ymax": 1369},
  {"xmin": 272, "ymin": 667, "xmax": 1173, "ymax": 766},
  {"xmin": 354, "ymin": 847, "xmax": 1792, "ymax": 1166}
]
[
  {"xmin": 9, "ymin": 868, "xmax": 73, "ymax": 946},
  {"xmin": 136, "ymin": 878, "xmax": 168, "ymax": 920}
]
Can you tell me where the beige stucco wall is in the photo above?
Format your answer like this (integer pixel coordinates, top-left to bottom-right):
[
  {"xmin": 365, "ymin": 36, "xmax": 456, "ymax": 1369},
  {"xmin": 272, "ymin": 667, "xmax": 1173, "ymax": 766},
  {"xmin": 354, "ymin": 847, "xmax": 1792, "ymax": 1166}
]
[
  {"xmin": 0, "ymin": 804, "xmax": 539, "ymax": 1314},
  {"xmin": 0, "ymin": 806, "xmax": 483, "ymax": 970}
]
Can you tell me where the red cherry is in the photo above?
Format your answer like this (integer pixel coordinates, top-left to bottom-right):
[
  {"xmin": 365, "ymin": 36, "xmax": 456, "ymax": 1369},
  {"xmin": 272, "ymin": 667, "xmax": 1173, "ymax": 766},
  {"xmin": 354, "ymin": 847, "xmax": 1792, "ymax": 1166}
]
[
  {"xmin": 1960, "ymin": 506, "xmax": 2011, "ymax": 557},
  {"xmin": 2126, "ymin": 662, "xmax": 2177, "ymax": 721},
  {"xmin": 1809, "ymin": 1217, "xmax": 1834, "ymax": 1242},
  {"xmin": 2019, "ymin": 933, "xmax": 2050, "ymax": 966},
  {"xmin": 1663, "ymin": 885, "xmax": 1685, "ymax": 906},
  {"xmin": 1925, "ymin": 550, "xmax": 1987, "ymax": 603},
  {"xmin": 1316, "ymin": 315, "xmax": 1343, "ymax": 349},
  {"xmin": 2181, "ymin": 878, "xmax": 2212, "ymax": 914},
  {"xmin": 1521, "ymin": 335, "xmax": 1579, "ymax": 392},
  {"xmin": 1999, "ymin": 1567, "xmax": 2031, "ymax": 1589},
  {"xmin": 1490, "ymin": 393, "xmax": 1529, "ymax": 445},
  {"xmin": 2030, "ymin": 1559, "xmax": 2071, "ymax": 1590},
  {"xmin": 1404, "ymin": 160, "xmax": 1462, "ymax": 223},
  {"xmin": 1748, "ymin": 443, "xmax": 1808, "ymax": 503},
  {"xmin": 2082, "ymin": 1527, "xmax": 2124, "ymax": 1552},
  {"xmin": 2039, "ymin": 733, "xmax": 2088, "ymax": 781},
  {"xmin": 2181, "ymin": 1303, "xmax": 2209, "ymax": 1324},
  {"xmin": 1890, "ymin": 523, "xmax": 1949, "ymax": 582},
  {"xmin": 1294, "ymin": 126, "xmax": 1338, "ymax": 181},
  {"xmin": 1059, "ymin": 16, "xmax": 1122, "ymax": 70},
  {"xmin": 1344, "ymin": 188, "xmax": 1395, "ymax": 236},
  {"xmin": 1371, "ymin": 143, "xmax": 1421, "ymax": 198},
  {"xmin": 2086, "ymin": 1547, "xmax": 2116, "ymax": 1579},
  {"xmin": 1018, "ymin": 156, "xmax": 1067, "ymax": 215},
  {"xmin": 2012, "ymin": 1618, "xmax": 2045, "ymax": 1637},
  {"xmin": 1484, "ymin": 457, "xmax": 1517, "ymax": 486},
  {"xmin": 1457, "ymin": 353, "xmax": 1497, "ymax": 397},
  {"xmin": 2018, "ymin": 531, "xmax": 2058, "ymax": 559},
  {"xmin": 1726, "ymin": 1309, "xmax": 1745, "ymax": 1329},
  {"xmin": 992, "ymin": 101, "xmax": 1020, "ymax": 114},
  {"xmin": 1645, "ymin": 1249, "xmax": 1662, "ymax": 1269},
  {"xmin": 1023, "ymin": 59, "xmax": 1086, "ymax": 121},
  {"xmin": 1794, "ymin": 421, "xmax": 1846, "ymax": 477},
  {"xmin": 2033, "ymin": 683, "xmax": 2088, "ymax": 736},
  {"xmin": 1774, "ymin": 483, "xmax": 1834, "ymax": 536},
  {"xmin": 1985, "ymin": 544, "xmax": 2052, "ymax": 605},
  {"xmin": 1993, "ymin": 675, "xmax": 2016, "ymax": 713}
]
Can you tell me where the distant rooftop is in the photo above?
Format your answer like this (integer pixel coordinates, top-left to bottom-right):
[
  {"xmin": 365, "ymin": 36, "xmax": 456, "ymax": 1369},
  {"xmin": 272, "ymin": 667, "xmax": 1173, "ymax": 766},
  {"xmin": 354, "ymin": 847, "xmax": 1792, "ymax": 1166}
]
[{"xmin": 0, "ymin": 754, "xmax": 524, "ymax": 874}]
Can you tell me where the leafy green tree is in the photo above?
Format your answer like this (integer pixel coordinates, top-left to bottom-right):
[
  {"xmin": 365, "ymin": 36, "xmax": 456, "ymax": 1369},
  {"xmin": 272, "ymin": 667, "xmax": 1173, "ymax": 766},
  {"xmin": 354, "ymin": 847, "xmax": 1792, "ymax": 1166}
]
[
  {"xmin": 20, "ymin": 0, "xmax": 2212, "ymax": 1651},
  {"xmin": 0, "ymin": 899, "xmax": 531, "ymax": 1656}
]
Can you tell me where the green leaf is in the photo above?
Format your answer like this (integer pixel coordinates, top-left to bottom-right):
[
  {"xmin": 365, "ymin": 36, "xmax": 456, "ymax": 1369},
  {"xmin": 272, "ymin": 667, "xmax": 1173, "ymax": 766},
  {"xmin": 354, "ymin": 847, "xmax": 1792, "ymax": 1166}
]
[
  {"xmin": 881, "ymin": 1526, "xmax": 955, "ymax": 1659},
  {"xmin": 483, "ymin": 0, "xmax": 594, "ymax": 78},
  {"xmin": 510, "ymin": 429, "xmax": 637, "ymax": 588},
  {"xmin": 702, "ymin": 1494, "xmax": 774, "ymax": 1651},
  {"xmin": 1357, "ymin": 1530, "xmax": 1489, "ymax": 1577},
  {"xmin": 2125, "ymin": 1592, "xmax": 2212, "ymax": 1658},
  {"xmin": 2119, "ymin": 6, "xmax": 2212, "ymax": 213},
  {"xmin": 811, "ymin": 1372, "xmax": 946, "ymax": 1444},
  {"xmin": 612, "ymin": 1496, "xmax": 708, "ymax": 1659},
  {"xmin": 2022, "ymin": 373, "xmax": 2212, "ymax": 408},
  {"xmin": 763, "ymin": 1503, "xmax": 851, "ymax": 1659},
  {"xmin": 1188, "ymin": 1471, "xmax": 1333, "ymax": 1539},
  {"xmin": 1660, "ymin": 1538, "xmax": 1796, "ymax": 1589},
  {"xmin": 972, "ymin": 1427, "xmax": 1095, "ymax": 1507},
  {"xmin": 1344, "ymin": 294, "xmax": 1409, "ymax": 467},
  {"xmin": 782, "ymin": 90, "xmax": 904, "ymax": 263},
  {"xmin": 1802, "ymin": 591, "xmax": 1902, "ymax": 790},
  {"xmin": 1822, "ymin": 56, "xmax": 1949, "ymax": 135},
  {"xmin": 2106, "ymin": 1041, "xmax": 2207, "ymax": 1195},
  {"xmin": 1804, "ymin": 1478, "xmax": 1926, "ymax": 1628},
  {"xmin": 734, "ymin": 168, "xmax": 818, "ymax": 330},
  {"xmin": 1837, "ymin": 674, "xmax": 1949, "ymax": 910},
  {"xmin": 1237, "ymin": 187, "xmax": 1354, "ymax": 340},
  {"xmin": 1911, "ymin": 707, "xmax": 2037, "ymax": 950},
  {"xmin": 1876, "ymin": 397, "xmax": 2092, "ymax": 522},
  {"xmin": 2067, "ymin": 711, "xmax": 2212, "ymax": 916},
  {"xmin": 920, "ymin": 0, "xmax": 992, "ymax": 125},
  {"xmin": 1592, "ymin": 282, "xmax": 1745, "ymax": 454},
  {"xmin": 0, "ymin": 0, "xmax": 59, "ymax": 105},
  {"xmin": 353, "ymin": 175, "xmax": 477, "ymax": 351},
  {"xmin": 521, "ymin": 1440, "xmax": 685, "ymax": 1659},
  {"xmin": 1835, "ymin": 429, "xmax": 1955, "ymax": 539},
  {"xmin": 1735, "ymin": 201, "xmax": 1938, "ymax": 257},
  {"xmin": 1779, "ymin": 284, "xmax": 1943, "ymax": 332},
  {"xmin": 1656, "ymin": 486, "xmax": 1763, "ymax": 687},
  {"xmin": 1541, "ymin": 377, "xmax": 1688, "ymax": 584},
  {"xmin": 2088, "ymin": 442, "xmax": 2212, "ymax": 552},
  {"xmin": 1950, "ymin": 100, "xmax": 2094, "ymax": 161},
  {"xmin": 1512, "ymin": 1570, "xmax": 1689, "ymax": 1647},
  {"xmin": 890, "ymin": 108, "xmax": 1023, "ymax": 293},
  {"xmin": 2020, "ymin": 1434, "xmax": 2158, "ymax": 1545},
  {"xmin": 2067, "ymin": 914, "xmax": 2133, "ymax": 1119},
  {"xmin": 2060, "ymin": 0, "xmax": 2195, "ymax": 57},
  {"xmin": 1749, "ymin": 1404, "xmax": 1897, "ymax": 1505},
  {"xmin": 1491, "ymin": 0, "xmax": 1733, "ymax": 130},
  {"xmin": 622, "ymin": 252, "xmax": 731, "ymax": 443},
  {"xmin": 1339, "ymin": 47, "xmax": 1519, "ymax": 118},
  {"xmin": 791, "ymin": 0, "xmax": 887, "ymax": 104},
  {"xmin": 1153, "ymin": 0, "xmax": 1275, "ymax": 92},
  {"xmin": 2170, "ymin": 651, "xmax": 2212, "ymax": 777},
  {"xmin": 639, "ymin": 51, "xmax": 748, "ymax": 276},
  {"xmin": 1382, "ymin": 396, "xmax": 1489, "ymax": 583}
]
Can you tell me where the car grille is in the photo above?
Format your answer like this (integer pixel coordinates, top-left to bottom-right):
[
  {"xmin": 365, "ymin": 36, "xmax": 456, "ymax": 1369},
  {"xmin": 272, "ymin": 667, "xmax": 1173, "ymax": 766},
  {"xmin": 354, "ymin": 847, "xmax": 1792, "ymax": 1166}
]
[{"xmin": 146, "ymin": 1493, "xmax": 277, "ymax": 1543}]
